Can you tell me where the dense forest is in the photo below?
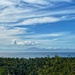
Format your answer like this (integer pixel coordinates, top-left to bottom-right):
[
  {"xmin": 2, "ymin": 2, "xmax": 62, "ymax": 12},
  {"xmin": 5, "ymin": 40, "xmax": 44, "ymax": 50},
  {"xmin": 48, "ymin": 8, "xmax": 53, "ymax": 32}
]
[{"xmin": 0, "ymin": 55, "xmax": 75, "ymax": 75}]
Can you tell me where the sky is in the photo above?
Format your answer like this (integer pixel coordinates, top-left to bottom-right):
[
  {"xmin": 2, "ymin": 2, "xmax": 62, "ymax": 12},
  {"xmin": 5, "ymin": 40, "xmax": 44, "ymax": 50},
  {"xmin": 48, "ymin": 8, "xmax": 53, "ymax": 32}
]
[{"xmin": 0, "ymin": 0, "xmax": 75, "ymax": 49}]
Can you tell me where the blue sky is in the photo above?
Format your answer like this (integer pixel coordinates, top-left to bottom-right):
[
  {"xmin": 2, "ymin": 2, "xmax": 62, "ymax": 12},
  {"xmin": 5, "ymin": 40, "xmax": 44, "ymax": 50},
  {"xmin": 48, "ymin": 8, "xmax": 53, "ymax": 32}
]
[{"xmin": 0, "ymin": 0, "xmax": 75, "ymax": 49}]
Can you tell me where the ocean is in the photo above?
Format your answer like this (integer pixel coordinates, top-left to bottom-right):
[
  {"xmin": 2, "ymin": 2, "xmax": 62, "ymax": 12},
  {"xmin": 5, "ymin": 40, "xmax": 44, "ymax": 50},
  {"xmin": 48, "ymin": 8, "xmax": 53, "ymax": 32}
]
[{"xmin": 0, "ymin": 52, "xmax": 75, "ymax": 58}]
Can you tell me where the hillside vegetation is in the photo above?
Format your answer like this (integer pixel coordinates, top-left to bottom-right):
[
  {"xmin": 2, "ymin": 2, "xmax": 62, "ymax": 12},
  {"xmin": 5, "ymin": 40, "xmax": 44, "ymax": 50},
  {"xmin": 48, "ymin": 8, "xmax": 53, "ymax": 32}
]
[{"xmin": 0, "ymin": 55, "xmax": 75, "ymax": 75}]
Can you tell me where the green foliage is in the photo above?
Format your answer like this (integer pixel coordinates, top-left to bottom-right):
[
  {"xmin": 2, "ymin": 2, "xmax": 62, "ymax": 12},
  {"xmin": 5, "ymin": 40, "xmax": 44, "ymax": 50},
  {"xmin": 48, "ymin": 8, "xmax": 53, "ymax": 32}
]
[{"xmin": 0, "ymin": 56, "xmax": 75, "ymax": 75}]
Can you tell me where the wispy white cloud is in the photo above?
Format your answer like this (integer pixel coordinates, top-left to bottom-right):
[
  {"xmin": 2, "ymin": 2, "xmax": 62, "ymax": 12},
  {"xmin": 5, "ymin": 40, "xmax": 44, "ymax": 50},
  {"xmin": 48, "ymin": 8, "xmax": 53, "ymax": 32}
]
[
  {"xmin": 23, "ymin": 32, "xmax": 69, "ymax": 39},
  {"xmin": 17, "ymin": 16, "xmax": 61, "ymax": 25},
  {"xmin": 0, "ymin": 0, "xmax": 75, "ymax": 49},
  {"xmin": 34, "ymin": 35, "xmax": 75, "ymax": 49},
  {"xmin": 23, "ymin": 0, "xmax": 49, "ymax": 5},
  {"xmin": 0, "ymin": 26, "xmax": 27, "ymax": 44},
  {"xmin": 0, "ymin": 0, "xmax": 14, "ymax": 6},
  {"xmin": 22, "ymin": 0, "xmax": 72, "ymax": 5},
  {"xmin": 49, "ymin": 0, "xmax": 72, "ymax": 2},
  {"xmin": 0, "ymin": 0, "xmax": 75, "ymax": 24},
  {"xmin": 0, "ymin": 0, "xmax": 74, "ymax": 26},
  {"xmin": 13, "ymin": 15, "xmax": 75, "ymax": 26}
]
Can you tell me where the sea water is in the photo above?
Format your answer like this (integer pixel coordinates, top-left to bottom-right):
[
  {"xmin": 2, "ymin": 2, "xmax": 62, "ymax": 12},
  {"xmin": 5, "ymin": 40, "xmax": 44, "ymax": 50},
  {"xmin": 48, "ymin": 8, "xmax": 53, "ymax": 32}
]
[{"xmin": 0, "ymin": 52, "xmax": 75, "ymax": 58}]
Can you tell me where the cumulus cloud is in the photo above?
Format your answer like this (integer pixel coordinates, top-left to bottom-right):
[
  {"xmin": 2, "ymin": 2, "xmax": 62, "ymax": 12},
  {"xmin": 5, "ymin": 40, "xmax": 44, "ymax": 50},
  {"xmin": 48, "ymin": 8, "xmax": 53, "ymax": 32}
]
[{"xmin": 12, "ymin": 40, "xmax": 38, "ymax": 46}]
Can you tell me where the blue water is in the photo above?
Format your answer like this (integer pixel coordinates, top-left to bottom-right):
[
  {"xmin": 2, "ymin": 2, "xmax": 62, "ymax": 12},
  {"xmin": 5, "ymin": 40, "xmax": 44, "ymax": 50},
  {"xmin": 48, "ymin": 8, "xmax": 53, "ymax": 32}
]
[{"xmin": 0, "ymin": 52, "xmax": 75, "ymax": 58}]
